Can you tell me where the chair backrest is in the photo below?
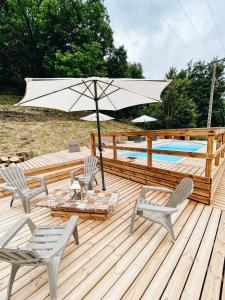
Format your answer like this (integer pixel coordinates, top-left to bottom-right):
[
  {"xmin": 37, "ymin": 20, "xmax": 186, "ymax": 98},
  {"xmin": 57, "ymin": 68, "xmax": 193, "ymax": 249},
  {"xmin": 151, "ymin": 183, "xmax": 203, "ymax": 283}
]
[
  {"xmin": 0, "ymin": 166, "xmax": 27, "ymax": 190},
  {"xmin": 84, "ymin": 156, "xmax": 98, "ymax": 174},
  {"xmin": 166, "ymin": 178, "xmax": 194, "ymax": 208},
  {"xmin": 0, "ymin": 248, "xmax": 41, "ymax": 265}
]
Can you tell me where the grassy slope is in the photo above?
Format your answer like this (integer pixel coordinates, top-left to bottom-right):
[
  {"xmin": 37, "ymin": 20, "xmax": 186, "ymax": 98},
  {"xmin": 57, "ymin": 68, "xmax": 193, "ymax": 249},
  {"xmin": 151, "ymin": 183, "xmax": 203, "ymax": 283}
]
[{"xmin": 0, "ymin": 95, "xmax": 140, "ymax": 156}]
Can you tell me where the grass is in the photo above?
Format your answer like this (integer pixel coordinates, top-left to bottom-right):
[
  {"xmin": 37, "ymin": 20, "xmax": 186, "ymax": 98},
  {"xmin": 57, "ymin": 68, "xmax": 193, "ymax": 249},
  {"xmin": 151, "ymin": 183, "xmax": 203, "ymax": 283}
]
[{"xmin": 0, "ymin": 95, "xmax": 140, "ymax": 156}]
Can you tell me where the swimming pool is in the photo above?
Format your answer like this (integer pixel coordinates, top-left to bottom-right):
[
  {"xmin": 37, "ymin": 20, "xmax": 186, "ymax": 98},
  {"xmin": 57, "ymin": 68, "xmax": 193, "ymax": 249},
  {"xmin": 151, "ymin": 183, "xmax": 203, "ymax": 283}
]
[{"xmin": 120, "ymin": 141, "xmax": 205, "ymax": 163}]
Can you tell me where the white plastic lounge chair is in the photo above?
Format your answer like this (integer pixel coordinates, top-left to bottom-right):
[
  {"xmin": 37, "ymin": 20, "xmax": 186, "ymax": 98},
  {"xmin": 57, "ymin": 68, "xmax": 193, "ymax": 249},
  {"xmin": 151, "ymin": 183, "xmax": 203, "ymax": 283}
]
[
  {"xmin": 130, "ymin": 178, "xmax": 194, "ymax": 241},
  {"xmin": 0, "ymin": 216, "xmax": 79, "ymax": 300},
  {"xmin": 0, "ymin": 166, "xmax": 48, "ymax": 213},
  {"xmin": 70, "ymin": 156, "xmax": 99, "ymax": 189}
]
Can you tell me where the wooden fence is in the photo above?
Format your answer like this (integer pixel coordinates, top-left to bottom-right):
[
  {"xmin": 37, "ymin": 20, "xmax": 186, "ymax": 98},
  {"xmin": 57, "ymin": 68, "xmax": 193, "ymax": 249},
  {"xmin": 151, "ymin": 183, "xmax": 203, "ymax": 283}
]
[{"xmin": 91, "ymin": 127, "xmax": 225, "ymax": 205}]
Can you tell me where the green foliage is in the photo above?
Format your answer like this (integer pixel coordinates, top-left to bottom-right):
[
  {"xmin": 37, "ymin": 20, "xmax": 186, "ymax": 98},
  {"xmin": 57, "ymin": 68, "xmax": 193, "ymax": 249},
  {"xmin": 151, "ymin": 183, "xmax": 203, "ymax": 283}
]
[
  {"xmin": 53, "ymin": 42, "xmax": 107, "ymax": 77},
  {"xmin": 127, "ymin": 60, "xmax": 225, "ymax": 129},
  {"xmin": 0, "ymin": 0, "xmax": 143, "ymax": 92}
]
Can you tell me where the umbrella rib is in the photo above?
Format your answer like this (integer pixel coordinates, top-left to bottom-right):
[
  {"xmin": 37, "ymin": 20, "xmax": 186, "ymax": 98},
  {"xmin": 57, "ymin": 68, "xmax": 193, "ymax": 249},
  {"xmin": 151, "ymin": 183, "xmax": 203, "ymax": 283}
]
[
  {"xmin": 98, "ymin": 80, "xmax": 114, "ymax": 99},
  {"xmin": 17, "ymin": 81, "xmax": 89, "ymax": 105},
  {"xmin": 68, "ymin": 81, "xmax": 93, "ymax": 112},
  {"xmin": 97, "ymin": 79, "xmax": 161, "ymax": 102},
  {"xmin": 96, "ymin": 81, "xmax": 118, "ymax": 110},
  {"xmin": 82, "ymin": 80, "xmax": 95, "ymax": 98},
  {"xmin": 98, "ymin": 87, "xmax": 121, "ymax": 100}
]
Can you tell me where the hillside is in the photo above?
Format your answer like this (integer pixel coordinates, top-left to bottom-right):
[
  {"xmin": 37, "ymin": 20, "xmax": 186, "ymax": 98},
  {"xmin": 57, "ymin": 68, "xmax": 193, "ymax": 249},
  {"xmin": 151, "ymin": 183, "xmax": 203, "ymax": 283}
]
[{"xmin": 0, "ymin": 95, "xmax": 140, "ymax": 157}]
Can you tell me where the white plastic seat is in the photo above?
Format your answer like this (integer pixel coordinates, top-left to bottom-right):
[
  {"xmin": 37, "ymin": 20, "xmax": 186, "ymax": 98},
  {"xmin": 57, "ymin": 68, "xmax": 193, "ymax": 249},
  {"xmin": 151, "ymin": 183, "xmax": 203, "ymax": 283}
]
[
  {"xmin": 130, "ymin": 178, "xmax": 194, "ymax": 241},
  {"xmin": 0, "ymin": 216, "xmax": 79, "ymax": 300}
]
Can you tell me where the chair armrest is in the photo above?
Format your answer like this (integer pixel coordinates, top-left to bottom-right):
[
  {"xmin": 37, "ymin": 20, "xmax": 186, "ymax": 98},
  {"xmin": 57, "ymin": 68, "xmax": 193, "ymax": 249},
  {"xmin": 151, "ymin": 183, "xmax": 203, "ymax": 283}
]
[
  {"xmin": 43, "ymin": 216, "xmax": 79, "ymax": 258},
  {"xmin": 142, "ymin": 185, "xmax": 174, "ymax": 193},
  {"xmin": 140, "ymin": 185, "xmax": 173, "ymax": 199},
  {"xmin": 0, "ymin": 217, "xmax": 36, "ymax": 248},
  {"xmin": 70, "ymin": 167, "xmax": 83, "ymax": 179},
  {"xmin": 26, "ymin": 175, "xmax": 46, "ymax": 186},
  {"xmin": 0, "ymin": 183, "xmax": 18, "ymax": 193},
  {"xmin": 138, "ymin": 203, "xmax": 178, "ymax": 215},
  {"xmin": 91, "ymin": 168, "xmax": 99, "ymax": 176}
]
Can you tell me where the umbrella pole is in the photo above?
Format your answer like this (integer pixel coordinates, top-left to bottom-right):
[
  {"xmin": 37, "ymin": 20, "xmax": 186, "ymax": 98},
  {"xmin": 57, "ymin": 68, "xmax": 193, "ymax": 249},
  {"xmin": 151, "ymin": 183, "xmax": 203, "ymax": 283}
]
[{"xmin": 94, "ymin": 81, "xmax": 106, "ymax": 191}]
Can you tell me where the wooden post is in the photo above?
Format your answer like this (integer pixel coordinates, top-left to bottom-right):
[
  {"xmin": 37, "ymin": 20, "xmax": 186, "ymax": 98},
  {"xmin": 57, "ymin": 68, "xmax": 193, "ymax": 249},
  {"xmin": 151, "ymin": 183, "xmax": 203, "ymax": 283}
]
[
  {"xmin": 147, "ymin": 136, "xmax": 152, "ymax": 167},
  {"xmin": 90, "ymin": 132, "xmax": 96, "ymax": 156},
  {"xmin": 215, "ymin": 134, "xmax": 222, "ymax": 166},
  {"xmin": 112, "ymin": 135, "xmax": 117, "ymax": 160},
  {"xmin": 221, "ymin": 133, "xmax": 225, "ymax": 158},
  {"xmin": 207, "ymin": 63, "xmax": 216, "ymax": 128},
  {"xmin": 205, "ymin": 135, "xmax": 214, "ymax": 177}
]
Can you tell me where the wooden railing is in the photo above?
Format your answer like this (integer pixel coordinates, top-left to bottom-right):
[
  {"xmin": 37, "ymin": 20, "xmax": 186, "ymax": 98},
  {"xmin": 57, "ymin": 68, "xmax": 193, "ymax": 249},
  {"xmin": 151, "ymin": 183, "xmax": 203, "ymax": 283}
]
[{"xmin": 90, "ymin": 127, "xmax": 225, "ymax": 178}]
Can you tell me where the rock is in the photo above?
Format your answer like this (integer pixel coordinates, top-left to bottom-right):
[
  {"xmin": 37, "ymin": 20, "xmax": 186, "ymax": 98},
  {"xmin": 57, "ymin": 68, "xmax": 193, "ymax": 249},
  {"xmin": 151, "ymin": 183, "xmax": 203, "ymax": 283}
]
[
  {"xmin": 0, "ymin": 156, "xmax": 8, "ymax": 163},
  {"xmin": 9, "ymin": 156, "xmax": 20, "ymax": 163},
  {"xmin": 8, "ymin": 163, "xmax": 16, "ymax": 167}
]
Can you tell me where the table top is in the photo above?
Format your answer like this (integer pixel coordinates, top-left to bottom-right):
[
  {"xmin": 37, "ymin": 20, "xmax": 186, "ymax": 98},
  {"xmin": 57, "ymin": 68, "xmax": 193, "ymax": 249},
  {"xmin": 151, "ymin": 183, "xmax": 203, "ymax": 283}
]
[{"xmin": 36, "ymin": 188, "xmax": 119, "ymax": 213}]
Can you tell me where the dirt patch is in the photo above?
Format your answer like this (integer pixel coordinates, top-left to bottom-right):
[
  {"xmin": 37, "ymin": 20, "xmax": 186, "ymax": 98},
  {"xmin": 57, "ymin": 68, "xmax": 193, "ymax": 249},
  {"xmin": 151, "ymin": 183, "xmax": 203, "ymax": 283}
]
[{"xmin": 0, "ymin": 95, "xmax": 140, "ymax": 156}]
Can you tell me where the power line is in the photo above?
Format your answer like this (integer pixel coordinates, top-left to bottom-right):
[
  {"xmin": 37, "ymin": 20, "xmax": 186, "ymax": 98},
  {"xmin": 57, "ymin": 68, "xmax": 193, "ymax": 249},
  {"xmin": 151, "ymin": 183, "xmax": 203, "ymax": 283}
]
[
  {"xmin": 149, "ymin": 2, "xmax": 195, "ymax": 59},
  {"xmin": 206, "ymin": 0, "xmax": 225, "ymax": 53},
  {"xmin": 176, "ymin": 0, "xmax": 211, "ymax": 57}
]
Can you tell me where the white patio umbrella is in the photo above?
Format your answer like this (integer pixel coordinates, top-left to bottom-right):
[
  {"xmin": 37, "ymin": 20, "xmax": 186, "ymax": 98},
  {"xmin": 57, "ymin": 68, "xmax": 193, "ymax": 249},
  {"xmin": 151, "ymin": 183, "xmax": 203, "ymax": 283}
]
[
  {"xmin": 80, "ymin": 112, "xmax": 114, "ymax": 121},
  {"xmin": 131, "ymin": 115, "xmax": 157, "ymax": 123},
  {"xmin": 17, "ymin": 77, "xmax": 170, "ymax": 190}
]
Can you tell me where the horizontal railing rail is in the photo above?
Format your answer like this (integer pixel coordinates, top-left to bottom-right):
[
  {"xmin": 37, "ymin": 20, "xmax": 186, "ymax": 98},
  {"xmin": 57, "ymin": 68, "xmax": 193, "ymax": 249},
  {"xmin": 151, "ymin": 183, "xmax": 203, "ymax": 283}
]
[{"xmin": 90, "ymin": 127, "xmax": 225, "ymax": 178}]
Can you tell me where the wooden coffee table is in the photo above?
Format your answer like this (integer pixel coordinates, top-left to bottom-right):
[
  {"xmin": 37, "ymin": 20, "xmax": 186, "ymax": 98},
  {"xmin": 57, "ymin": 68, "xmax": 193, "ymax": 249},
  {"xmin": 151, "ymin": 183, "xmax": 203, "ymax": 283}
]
[{"xmin": 36, "ymin": 188, "xmax": 119, "ymax": 220}]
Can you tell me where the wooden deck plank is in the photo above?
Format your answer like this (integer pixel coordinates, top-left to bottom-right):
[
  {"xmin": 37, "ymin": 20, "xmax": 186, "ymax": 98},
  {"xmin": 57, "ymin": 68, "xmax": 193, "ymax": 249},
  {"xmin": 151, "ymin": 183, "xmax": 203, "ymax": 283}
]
[
  {"xmin": 180, "ymin": 208, "xmax": 221, "ymax": 300},
  {"xmin": 201, "ymin": 211, "xmax": 225, "ymax": 300},
  {"xmin": 0, "ymin": 172, "xmax": 223, "ymax": 300}
]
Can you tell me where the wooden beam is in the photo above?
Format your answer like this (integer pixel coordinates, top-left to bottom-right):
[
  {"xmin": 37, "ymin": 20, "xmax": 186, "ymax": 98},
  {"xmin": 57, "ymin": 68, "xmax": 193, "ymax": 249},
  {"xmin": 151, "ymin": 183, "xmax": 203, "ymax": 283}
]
[
  {"xmin": 205, "ymin": 135, "xmax": 214, "ymax": 177},
  {"xmin": 147, "ymin": 136, "xmax": 152, "ymax": 167},
  {"xmin": 222, "ymin": 133, "xmax": 225, "ymax": 158},
  {"xmin": 102, "ymin": 145, "xmax": 207, "ymax": 159},
  {"xmin": 90, "ymin": 132, "xmax": 96, "ymax": 156},
  {"xmin": 112, "ymin": 136, "xmax": 117, "ymax": 160},
  {"xmin": 215, "ymin": 135, "xmax": 222, "ymax": 166},
  {"xmin": 92, "ymin": 127, "xmax": 225, "ymax": 137}
]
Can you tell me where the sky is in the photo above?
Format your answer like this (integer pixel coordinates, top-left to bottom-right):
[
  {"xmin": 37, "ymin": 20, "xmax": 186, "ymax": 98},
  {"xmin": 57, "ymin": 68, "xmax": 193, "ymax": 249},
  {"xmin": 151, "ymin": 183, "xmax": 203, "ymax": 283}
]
[{"xmin": 104, "ymin": 0, "xmax": 225, "ymax": 79}]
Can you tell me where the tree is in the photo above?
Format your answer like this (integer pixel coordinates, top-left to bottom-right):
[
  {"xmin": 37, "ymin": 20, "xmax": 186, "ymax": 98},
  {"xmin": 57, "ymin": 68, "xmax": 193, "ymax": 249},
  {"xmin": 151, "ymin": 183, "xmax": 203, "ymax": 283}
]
[
  {"xmin": 107, "ymin": 46, "xmax": 128, "ymax": 78},
  {"xmin": 53, "ymin": 42, "xmax": 107, "ymax": 77},
  {"xmin": 185, "ymin": 60, "xmax": 225, "ymax": 127},
  {"xmin": 158, "ymin": 78, "xmax": 197, "ymax": 128}
]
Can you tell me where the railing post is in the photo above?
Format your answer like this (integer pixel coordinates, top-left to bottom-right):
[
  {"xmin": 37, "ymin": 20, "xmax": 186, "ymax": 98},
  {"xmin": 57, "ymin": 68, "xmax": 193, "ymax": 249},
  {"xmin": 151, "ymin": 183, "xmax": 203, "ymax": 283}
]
[
  {"xmin": 205, "ymin": 135, "xmax": 214, "ymax": 177},
  {"xmin": 112, "ymin": 135, "xmax": 117, "ymax": 160},
  {"xmin": 215, "ymin": 134, "xmax": 222, "ymax": 166},
  {"xmin": 147, "ymin": 135, "xmax": 152, "ymax": 167},
  {"xmin": 221, "ymin": 133, "xmax": 225, "ymax": 158},
  {"xmin": 90, "ymin": 132, "xmax": 96, "ymax": 156}
]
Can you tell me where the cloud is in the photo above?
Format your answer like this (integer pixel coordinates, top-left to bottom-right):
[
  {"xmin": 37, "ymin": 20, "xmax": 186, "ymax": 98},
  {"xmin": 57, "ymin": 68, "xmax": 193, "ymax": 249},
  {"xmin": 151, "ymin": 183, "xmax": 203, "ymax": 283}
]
[{"xmin": 105, "ymin": 0, "xmax": 225, "ymax": 78}]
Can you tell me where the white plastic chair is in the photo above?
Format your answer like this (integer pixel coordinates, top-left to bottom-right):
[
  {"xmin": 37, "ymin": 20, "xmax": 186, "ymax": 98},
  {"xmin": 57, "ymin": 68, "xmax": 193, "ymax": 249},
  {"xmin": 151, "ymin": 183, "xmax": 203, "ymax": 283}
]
[
  {"xmin": 0, "ymin": 216, "xmax": 79, "ymax": 300},
  {"xmin": 70, "ymin": 156, "xmax": 99, "ymax": 189},
  {"xmin": 0, "ymin": 166, "xmax": 48, "ymax": 213},
  {"xmin": 130, "ymin": 178, "xmax": 194, "ymax": 241}
]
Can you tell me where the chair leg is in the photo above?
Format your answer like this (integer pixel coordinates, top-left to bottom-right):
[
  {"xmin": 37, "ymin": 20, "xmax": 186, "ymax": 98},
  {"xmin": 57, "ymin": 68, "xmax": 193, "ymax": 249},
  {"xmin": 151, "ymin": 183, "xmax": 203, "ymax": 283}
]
[
  {"xmin": 10, "ymin": 196, "xmax": 15, "ymax": 208},
  {"xmin": 130, "ymin": 213, "xmax": 136, "ymax": 235},
  {"xmin": 21, "ymin": 197, "xmax": 30, "ymax": 214},
  {"xmin": 44, "ymin": 184, "xmax": 49, "ymax": 196},
  {"xmin": 162, "ymin": 216, "xmax": 175, "ymax": 242},
  {"xmin": 6, "ymin": 264, "xmax": 20, "ymax": 300},
  {"xmin": 73, "ymin": 226, "xmax": 79, "ymax": 245},
  {"xmin": 47, "ymin": 257, "xmax": 61, "ymax": 300},
  {"xmin": 94, "ymin": 176, "xmax": 98, "ymax": 186}
]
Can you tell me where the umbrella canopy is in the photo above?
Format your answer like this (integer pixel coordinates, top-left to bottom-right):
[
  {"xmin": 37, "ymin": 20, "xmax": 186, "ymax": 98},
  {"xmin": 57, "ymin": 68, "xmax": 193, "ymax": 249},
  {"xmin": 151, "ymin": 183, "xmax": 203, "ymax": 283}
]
[
  {"xmin": 17, "ymin": 77, "xmax": 171, "ymax": 190},
  {"xmin": 80, "ymin": 112, "xmax": 114, "ymax": 122},
  {"xmin": 132, "ymin": 115, "xmax": 157, "ymax": 123}
]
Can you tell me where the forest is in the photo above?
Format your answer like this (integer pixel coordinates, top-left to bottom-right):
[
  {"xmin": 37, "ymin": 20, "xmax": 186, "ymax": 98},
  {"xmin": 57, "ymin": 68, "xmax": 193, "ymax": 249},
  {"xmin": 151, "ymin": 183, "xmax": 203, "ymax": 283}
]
[{"xmin": 0, "ymin": 0, "xmax": 225, "ymax": 129}]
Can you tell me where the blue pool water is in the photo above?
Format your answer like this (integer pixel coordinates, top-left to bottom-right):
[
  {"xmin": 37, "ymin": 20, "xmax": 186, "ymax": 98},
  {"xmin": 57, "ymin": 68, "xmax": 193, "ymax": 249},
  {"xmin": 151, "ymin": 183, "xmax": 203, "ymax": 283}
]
[{"xmin": 120, "ymin": 141, "xmax": 205, "ymax": 163}]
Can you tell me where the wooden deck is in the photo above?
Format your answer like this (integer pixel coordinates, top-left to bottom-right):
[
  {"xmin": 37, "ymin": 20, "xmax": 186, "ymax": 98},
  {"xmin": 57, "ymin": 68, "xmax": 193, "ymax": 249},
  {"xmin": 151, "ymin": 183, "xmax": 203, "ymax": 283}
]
[{"xmin": 0, "ymin": 173, "xmax": 224, "ymax": 299}]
